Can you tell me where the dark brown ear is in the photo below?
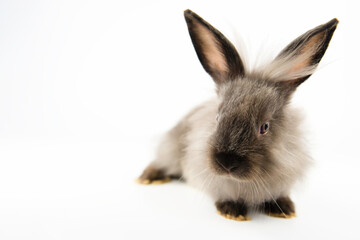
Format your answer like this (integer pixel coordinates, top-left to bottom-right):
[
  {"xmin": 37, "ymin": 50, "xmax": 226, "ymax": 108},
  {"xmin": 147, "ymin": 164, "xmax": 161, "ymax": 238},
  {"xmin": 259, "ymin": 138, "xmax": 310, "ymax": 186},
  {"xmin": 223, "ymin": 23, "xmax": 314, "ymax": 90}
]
[
  {"xmin": 184, "ymin": 9, "xmax": 245, "ymax": 84},
  {"xmin": 275, "ymin": 18, "xmax": 339, "ymax": 88}
]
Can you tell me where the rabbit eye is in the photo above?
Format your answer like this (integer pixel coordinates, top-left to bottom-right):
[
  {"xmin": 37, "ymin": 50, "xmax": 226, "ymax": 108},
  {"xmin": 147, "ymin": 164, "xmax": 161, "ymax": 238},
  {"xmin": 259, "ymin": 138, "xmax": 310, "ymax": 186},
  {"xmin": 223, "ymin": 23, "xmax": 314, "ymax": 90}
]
[
  {"xmin": 215, "ymin": 114, "xmax": 220, "ymax": 122},
  {"xmin": 260, "ymin": 122, "xmax": 270, "ymax": 135}
]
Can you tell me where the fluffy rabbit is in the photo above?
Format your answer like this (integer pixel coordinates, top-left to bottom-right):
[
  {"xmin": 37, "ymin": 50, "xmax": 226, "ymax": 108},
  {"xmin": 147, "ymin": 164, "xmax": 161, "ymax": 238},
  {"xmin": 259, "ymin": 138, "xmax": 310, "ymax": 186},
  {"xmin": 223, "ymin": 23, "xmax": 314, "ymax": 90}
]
[{"xmin": 138, "ymin": 9, "xmax": 338, "ymax": 221}]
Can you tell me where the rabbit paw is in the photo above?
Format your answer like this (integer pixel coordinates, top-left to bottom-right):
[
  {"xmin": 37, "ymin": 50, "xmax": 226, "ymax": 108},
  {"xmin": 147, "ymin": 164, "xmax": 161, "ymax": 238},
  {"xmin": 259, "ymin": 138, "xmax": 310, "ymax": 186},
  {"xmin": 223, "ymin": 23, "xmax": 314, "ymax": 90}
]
[
  {"xmin": 215, "ymin": 200, "xmax": 250, "ymax": 221},
  {"xmin": 136, "ymin": 166, "xmax": 172, "ymax": 185},
  {"xmin": 263, "ymin": 197, "xmax": 296, "ymax": 219}
]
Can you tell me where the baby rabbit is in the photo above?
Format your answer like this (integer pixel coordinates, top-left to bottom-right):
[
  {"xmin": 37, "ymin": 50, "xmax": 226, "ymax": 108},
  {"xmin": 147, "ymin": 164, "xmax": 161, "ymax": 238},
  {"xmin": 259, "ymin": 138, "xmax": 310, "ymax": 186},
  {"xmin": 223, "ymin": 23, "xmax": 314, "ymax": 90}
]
[{"xmin": 138, "ymin": 9, "xmax": 338, "ymax": 221}]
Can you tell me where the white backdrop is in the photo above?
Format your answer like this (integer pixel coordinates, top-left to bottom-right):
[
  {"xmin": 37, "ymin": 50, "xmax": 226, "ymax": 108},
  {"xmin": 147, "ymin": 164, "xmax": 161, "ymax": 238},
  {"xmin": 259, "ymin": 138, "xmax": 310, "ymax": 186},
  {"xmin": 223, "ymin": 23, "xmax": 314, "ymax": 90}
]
[{"xmin": 0, "ymin": 0, "xmax": 359, "ymax": 239}]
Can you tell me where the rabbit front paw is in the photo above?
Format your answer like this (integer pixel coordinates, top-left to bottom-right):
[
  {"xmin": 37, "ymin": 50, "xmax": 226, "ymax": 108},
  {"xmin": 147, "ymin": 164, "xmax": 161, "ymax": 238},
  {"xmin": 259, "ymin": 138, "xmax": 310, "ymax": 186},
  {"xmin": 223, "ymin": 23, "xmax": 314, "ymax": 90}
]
[
  {"xmin": 263, "ymin": 196, "xmax": 296, "ymax": 219},
  {"xmin": 215, "ymin": 200, "xmax": 250, "ymax": 221}
]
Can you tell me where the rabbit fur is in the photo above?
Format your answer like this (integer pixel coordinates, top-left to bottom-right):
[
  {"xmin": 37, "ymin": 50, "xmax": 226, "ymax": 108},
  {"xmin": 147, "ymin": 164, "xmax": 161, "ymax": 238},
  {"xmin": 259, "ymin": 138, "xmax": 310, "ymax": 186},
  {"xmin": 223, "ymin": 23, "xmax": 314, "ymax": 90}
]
[{"xmin": 138, "ymin": 9, "xmax": 338, "ymax": 220}]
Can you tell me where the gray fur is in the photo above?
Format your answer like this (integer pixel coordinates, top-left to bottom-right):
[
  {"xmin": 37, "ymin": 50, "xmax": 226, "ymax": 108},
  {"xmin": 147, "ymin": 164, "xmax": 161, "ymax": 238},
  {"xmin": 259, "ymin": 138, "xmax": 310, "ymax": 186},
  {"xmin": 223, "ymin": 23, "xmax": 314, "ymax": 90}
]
[{"xmin": 141, "ymin": 10, "xmax": 338, "ymax": 208}]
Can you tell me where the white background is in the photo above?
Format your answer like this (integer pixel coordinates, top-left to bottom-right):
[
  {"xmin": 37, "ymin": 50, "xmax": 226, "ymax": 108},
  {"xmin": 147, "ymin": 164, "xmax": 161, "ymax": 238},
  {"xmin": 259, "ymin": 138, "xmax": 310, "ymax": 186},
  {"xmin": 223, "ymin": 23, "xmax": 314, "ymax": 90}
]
[{"xmin": 0, "ymin": 0, "xmax": 359, "ymax": 239}]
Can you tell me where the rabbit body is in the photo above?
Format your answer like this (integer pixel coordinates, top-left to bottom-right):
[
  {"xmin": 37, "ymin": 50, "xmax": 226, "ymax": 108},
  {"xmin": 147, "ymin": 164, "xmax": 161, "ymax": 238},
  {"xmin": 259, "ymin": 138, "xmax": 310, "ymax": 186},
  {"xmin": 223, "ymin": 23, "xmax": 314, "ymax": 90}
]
[
  {"xmin": 138, "ymin": 10, "xmax": 338, "ymax": 220},
  {"xmin": 151, "ymin": 83, "xmax": 308, "ymax": 205}
]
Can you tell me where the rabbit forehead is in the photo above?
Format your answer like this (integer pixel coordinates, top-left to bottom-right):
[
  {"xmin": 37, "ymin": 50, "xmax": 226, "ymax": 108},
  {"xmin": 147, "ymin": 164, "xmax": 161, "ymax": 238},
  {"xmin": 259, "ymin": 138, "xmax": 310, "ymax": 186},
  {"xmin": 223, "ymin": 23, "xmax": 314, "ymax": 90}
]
[{"xmin": 218, "ymin": 77, "xmax": 284, "ymax": 120}]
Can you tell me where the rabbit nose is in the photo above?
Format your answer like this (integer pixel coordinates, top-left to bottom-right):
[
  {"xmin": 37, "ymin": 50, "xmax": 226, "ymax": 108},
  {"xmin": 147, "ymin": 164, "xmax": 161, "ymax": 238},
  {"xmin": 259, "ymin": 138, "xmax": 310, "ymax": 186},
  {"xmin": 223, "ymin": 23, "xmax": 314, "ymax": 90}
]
[{"xmin": 215, "ymin": 151, "xmax": 246, "ymax": 173}]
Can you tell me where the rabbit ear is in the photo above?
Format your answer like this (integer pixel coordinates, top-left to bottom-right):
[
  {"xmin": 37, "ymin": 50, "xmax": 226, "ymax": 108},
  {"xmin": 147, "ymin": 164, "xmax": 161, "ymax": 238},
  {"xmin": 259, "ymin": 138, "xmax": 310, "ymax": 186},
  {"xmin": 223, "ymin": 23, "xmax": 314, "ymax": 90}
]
[
  {"xmin": 184, "ymin": 9, "xmax": 245, "ymax": 84},
  {"xmin": 268, "ymin": 18, "xmax": 338, "ymax": 89}
]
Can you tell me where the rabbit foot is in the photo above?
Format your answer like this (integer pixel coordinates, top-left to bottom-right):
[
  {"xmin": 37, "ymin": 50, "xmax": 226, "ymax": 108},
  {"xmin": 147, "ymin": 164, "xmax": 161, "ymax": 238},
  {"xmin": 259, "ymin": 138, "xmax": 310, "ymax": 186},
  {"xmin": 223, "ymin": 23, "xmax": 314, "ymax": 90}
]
[
  {"xmin": 136, "ymin": 166, "xmax": 172, "ymax": 185},
  {"xmin": 215, "ymin": 200, "xmax": 250, "ymax": 221},
  {"xmin": 263, "ymin": 196, "xmax": 296, "ymax": 219}
]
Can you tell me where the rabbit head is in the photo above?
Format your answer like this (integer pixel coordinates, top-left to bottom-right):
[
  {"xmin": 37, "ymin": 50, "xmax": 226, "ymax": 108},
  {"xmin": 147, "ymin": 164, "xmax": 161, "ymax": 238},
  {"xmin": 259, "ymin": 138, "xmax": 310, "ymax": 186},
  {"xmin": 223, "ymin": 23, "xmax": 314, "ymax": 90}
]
[{"xmin": 184, "ymin": 10, "xmax": 338, "ymax": 181}]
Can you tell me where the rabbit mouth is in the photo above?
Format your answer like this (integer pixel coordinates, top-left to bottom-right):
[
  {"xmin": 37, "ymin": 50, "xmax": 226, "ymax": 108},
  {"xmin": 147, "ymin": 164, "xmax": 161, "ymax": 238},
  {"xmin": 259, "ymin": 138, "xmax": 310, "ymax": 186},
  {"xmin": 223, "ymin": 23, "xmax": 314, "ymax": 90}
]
[{"xmin": 212, "ymin": 158, "xmax": 252, "ymax": 180}]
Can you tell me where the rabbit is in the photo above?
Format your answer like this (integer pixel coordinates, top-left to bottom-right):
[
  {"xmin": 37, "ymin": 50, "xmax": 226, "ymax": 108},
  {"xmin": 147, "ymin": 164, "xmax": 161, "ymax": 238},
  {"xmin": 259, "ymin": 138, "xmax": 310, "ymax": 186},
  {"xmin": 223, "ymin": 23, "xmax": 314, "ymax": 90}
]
[{"xmin": 137, "ymin": 9, "xmax": 338, "ymax": 221}]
